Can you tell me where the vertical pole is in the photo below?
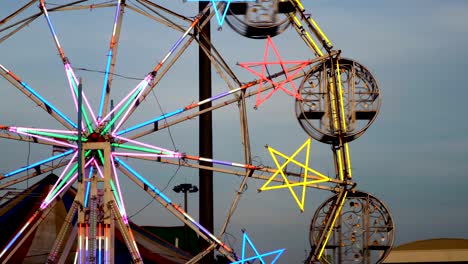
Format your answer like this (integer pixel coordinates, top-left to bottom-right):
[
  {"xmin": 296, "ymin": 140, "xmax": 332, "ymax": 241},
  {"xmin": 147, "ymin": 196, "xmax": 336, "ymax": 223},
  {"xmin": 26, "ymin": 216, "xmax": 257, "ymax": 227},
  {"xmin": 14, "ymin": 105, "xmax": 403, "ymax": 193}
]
[
  {"xmin": 78, "ymin": 78, "xmax": 83, "ymax": 183},
  {"xmin": 198, "ymin": 2, "xmax": 214, "ymax": 264}
]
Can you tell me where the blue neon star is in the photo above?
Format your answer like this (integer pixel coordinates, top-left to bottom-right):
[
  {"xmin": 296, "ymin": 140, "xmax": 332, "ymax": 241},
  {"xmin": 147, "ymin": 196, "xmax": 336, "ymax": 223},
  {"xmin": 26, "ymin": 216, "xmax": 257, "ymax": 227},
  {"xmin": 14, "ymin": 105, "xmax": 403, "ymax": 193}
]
[
  {"xmin": 188, "ymin": 0, "xmax": 255, "ymax": 26},
  {"xmin": 231, "ymin": 232, "xmax": 285, "ymax": 264}
]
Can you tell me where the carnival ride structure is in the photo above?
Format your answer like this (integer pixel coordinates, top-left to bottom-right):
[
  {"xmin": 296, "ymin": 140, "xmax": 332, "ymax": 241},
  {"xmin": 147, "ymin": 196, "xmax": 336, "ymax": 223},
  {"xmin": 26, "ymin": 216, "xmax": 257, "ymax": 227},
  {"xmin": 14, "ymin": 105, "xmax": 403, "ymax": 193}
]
[{"xmin": 0, "ymin": 0, "xmax": 394, "ymax": 263}]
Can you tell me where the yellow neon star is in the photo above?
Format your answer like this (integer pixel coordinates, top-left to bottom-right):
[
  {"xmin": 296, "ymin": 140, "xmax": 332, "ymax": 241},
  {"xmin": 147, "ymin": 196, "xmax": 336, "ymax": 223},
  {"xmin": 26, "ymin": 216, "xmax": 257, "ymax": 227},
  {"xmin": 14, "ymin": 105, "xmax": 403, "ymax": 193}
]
[{"xmin": 260, "ymin": 138, "xmax": 330, "ymax": 211}]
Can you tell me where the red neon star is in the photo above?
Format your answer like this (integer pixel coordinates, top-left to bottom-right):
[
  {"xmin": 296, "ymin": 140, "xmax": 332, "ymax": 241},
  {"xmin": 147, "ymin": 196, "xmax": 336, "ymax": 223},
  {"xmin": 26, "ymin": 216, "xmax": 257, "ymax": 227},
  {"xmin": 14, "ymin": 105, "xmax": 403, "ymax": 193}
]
[{"xmin": 239, "ymin": 36, "xmax": 310, "ymax": 108}]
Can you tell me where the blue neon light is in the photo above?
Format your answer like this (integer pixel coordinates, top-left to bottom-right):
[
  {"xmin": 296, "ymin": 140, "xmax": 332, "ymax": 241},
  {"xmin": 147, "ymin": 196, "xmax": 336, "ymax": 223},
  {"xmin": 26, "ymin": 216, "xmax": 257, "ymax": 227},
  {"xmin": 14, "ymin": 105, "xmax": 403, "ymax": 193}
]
[
  {"xmin": 116, "ymin": 108, "xmax": 184, "ymax": 135},
  {"xmin": 99, "ymin": 50, "xmax": 113, "ymax": 119},
  {"xmin": 20, "ymin": 81, "xmax": 77, "ymax": 128},
  {"xmin": 4, "ymin": 149, "xmax": 75, "ymax": 177},
  {"xmin": 187, "ymin": 0, "xmax": 255, "ymax": 26},
  {"xmin": 114, "ymin": 157, "xmax": 172, "ymax": 203},
  {"xmin": 230, "ymin": 232, "xmax": 285, "ymax": 264},
  {"xmin": 84, "ymin": 167, "xmax": 94, "ymax": 208}
]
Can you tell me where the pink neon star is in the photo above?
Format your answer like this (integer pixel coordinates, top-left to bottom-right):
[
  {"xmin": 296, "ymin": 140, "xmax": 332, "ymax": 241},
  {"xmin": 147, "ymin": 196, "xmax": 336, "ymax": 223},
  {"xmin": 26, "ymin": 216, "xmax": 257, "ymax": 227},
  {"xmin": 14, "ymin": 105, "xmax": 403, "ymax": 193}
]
[{"xmin": 239, "ymin": 36, "xmax": 310, "ymax": 108}]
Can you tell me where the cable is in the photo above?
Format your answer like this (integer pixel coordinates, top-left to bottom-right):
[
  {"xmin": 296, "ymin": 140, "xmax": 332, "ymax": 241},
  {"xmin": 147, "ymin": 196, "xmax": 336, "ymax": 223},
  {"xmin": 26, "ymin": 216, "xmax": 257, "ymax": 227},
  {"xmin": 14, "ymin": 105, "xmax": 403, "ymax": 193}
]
[
  {"xmin": 74, "ymin": 67, "xmax": 142, "ymax": 81},
  {"xmin": 150, "ymin": 90, "xmax": 178, "ymax": 152},
  {"xmin": 128, "ymin": 165, "xmax": 181, "ymax": 219}
]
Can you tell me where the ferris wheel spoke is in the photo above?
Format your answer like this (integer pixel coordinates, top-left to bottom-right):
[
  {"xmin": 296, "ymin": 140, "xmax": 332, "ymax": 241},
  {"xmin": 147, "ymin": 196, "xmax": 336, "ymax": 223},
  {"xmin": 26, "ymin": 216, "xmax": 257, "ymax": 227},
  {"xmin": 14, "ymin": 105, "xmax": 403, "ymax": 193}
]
[
  {"xmin": 38, "ymin": 0, "xmax": 98, "ymax": 129},
  {"xmin": 112, "ymin": 135, "xmax": 179, "ymax": 156},
  {"xmin": 114, "ymin": 157, "xmax": 237, "ymax": 261},
  {"xmin": 1, "ymin": 149, "xmax": 75, "ymax": 179},
  {"xmin": 102, "ymin": 4, "xmax": 214, "ymax": 134},
  {"xmin": 0, "ymin": 159, "xmax": 71, "ymax": 190},
  {"xmin": 98, "ymin": 0, "xmax": 126, "ymax": 121},
  {"xmin": 4, "ymin": 127, "xmax": 77, "ymax": 149},
  {"xmin": 0, "ymin": 64, "xmax": 77, "ymax": 130},
  {"xmin": 0, "ymin": 158, "xmax": 90, "ymax": 262},
  {"xmin": 44, "ymin": 156, "xmax": 94, "ymax": 208},
  {"xmin": 0, "ymin": 130, "xmax": 71, "ymax": 150},
  {"xmin": 109, "ymin": 158, "xmax": 129, "ymax": 221},
  {"xmin": 125, "ymin": 56, "xmax": 333, "ymax": 140}
]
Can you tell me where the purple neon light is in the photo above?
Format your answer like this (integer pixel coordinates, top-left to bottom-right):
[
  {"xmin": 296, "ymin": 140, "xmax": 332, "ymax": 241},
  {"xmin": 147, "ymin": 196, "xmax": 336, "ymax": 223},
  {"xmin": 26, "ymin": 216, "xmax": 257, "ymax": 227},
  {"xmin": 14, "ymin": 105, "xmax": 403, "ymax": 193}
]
[
  {"xmin": 11, "ymin": 129, "xmax": 77, "ymax": 148},
  {"xmin": 42, "ymin": 173, "xmax": 77, "ymax": 210},
  {"xmin": 110, "ymin": 157, "xmax": 128, "ymax": 223},
  {"xmin": 67, "ymin": 65, "xmax": 98, "ymax": 126},
  {"xmin": 111, "ymin": 152, "xmax": 180, "ymax": 159},
  {"xmin": 112, "ymin": 77, "xmax": 153, "ymax": 133},
  {"xmin": 116, "ymin": 159, "xmax": 231, "ymax": 252},
  {"xmin": 14, "ymin": 126, "xmax": 78, "ymax": 135},
  {"xmin": 64, "ymin": 64, "xmax": 79, "ymax": 114},
  {"xmin": 100, "ymin": 76, "xmax": 151, "ymax": 125},
  {"xmin": 43, "ymin": 152, "xmax": 78, "ymax": 205},
  {"xmin": 41, "ymin": 158, "xmax": 94, "ymax": 210},
  {"xmin": 113, "ymin": 135, "xmax": 179, "ymax": 156},
  {"xmin": 93, "ymin": 160, "xmax": 104, "ymax": 179}
]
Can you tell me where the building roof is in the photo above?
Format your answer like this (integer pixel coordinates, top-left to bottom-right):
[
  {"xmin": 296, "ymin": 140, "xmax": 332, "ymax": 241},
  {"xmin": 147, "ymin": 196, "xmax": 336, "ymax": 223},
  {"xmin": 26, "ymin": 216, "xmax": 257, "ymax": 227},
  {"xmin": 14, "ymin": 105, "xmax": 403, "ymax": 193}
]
[
  {"xmin": 394, "ymin": 238, "xmax": 468, "ymax": 251},
  {"xmin": 384, "ymin": 238, "xmax": 468, "ymax": 263}
]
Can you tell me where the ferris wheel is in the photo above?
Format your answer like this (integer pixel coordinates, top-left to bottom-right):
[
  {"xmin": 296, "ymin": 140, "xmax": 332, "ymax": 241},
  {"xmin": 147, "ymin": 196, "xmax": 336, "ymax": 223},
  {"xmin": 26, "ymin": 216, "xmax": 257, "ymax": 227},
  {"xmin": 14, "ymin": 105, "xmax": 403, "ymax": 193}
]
[{"xmin": 0, "ymin": 1, "xmax": 394, "ymax": 263}]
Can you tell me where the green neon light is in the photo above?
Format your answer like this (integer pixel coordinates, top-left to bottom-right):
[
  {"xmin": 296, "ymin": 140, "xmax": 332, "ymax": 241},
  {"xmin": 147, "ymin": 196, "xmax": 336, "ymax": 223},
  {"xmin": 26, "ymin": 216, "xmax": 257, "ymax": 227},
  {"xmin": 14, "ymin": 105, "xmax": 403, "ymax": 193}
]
[
  {"xmin": 70, "ymin": 75, "xmax": 93, "ymax": 132},
  {"xmin": 46, "ymin": 163, "xmax": 78, "ymax": 203},
  {"xmin": 97, "ymin": 149, "xmax": 105, "ymax": 165},
  {"xmin": 46, "ymin": 150, "xmax": 92, "ymax": 202},
  {"xmin": 101, "ymin": 86, "xmax": 143, "ymax": 134},
  {"xmin": 111, "ymin": 143, "xmax": 171, "ymax": 155},
  {"xmin": 21, "ymin": 129, "xmax": 87, "ymax": 142},
  {"xmin": 110, "ymin": 179, "xmax": 124, "ymax": 212}
]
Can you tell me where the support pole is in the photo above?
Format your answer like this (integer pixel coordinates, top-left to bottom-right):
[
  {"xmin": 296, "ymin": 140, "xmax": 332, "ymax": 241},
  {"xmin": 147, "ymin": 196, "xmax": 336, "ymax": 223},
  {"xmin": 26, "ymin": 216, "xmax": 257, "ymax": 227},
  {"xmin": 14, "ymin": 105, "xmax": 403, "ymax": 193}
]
[{"xmin": 198, "ymin": 2, "xmax": 214, "ymax": 264}]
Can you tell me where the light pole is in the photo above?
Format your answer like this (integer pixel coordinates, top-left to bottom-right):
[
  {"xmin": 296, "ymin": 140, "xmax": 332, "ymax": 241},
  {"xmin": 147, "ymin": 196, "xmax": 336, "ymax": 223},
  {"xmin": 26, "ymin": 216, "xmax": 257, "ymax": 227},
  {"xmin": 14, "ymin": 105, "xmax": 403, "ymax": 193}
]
[
  {"xmin": 173, "ymin": 183, "xmax": 198, "ymax": 252},
  {"xmin": 173, "ymin": 183, "xmax": 199, "ymax": 213}
]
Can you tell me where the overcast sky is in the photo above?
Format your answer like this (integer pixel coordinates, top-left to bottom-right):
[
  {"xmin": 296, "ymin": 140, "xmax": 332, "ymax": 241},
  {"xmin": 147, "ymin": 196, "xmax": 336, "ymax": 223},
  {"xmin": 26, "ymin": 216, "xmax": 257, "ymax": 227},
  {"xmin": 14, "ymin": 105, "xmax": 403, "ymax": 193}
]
[{"xmin": 1, "ymin": 0, "xmax": 468, "ymax": 263}]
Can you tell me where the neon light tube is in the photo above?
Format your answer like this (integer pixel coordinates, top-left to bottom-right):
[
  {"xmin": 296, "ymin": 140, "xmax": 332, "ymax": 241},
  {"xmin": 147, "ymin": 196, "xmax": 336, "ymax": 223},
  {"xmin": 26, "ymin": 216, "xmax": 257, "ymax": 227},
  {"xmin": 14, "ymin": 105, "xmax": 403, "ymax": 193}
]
[
  {"xmin": 0, "ymin": 64, "xmax": 77, "ymax": 128},
  {"xmin": 114, "ymin": 157, "xmax": 172, "ymax": 203},
  {"xmin": 0, "ymin": 211, "xmax": 40, "ymax": 259},
  {"xmin": 100, "ymin": 77, "xmax": 149, "ymax": 130},
  {"xmin": 184, "ymin": 155, "xmax": 258, "ymax": 170},
  {"xmin": 84, "ymin": 167, "xmax": 94, "ymax": 208},
  {"xmin": 65, "ymin": 67, "xmax": 92, "ymax": 132},
  {"xmin": 64, "ymin": 65, "xmax": 79, "ymax": 115},
  {"xmin": 66, "ymin": 65, "xmax": 98, "ymax": 127},
  {"xmin": 97, "ymin": 149, "xmax": 105, "ymax": 165},
  {"xmin": 111, "ymin": 144, "xmax": 171, "ymax": 155},
  {"xmin": 111, "ymin": 157, "xmax": 127, "ymax": 220},
  {"xmin": 4, "ymin": 149, "xmax": 74, "ymax": 177},
  {"xmin": 44, "ymin": 157, "xmax": 94, "ymax": 207},
  {"xmin": 113, "ymin": 135, "xmax": 177, "ymax": 155},
  {"xmin": 318, "ymin": 191, "xmax": 348, "ymax": 259},
  {"xmin": 19, "ymin": 79, "xmax": 77, "ymax": 128},
  {"xmin": 11, "ymin": 129, "xmax": 77, "ymax": 148},
  {"xmin": 111, "ymin": 78, "xmax": 154, "ymax": 134},
  {"xmin": 117, "ymin": 81, "xmax": 258, "ymax": 135},
  {"xmin": 43, "ymin": 173, "xmax": 78, "ymax": 210},
  {"xmin": 93, "ymin": 160, "xmax": 104, "ymax": 179},
  {"xmin": 187, "ymin": 0, "xmax": 255, "ymax": 26},
  {"xmin": 115, "ymin": 157, "xmax": 233, "ymax": 252},
  {"xmin": 42, "ymin": 152, "xmax": 78, "ymax": 205},
  {"xmin": 78, "ymin": 224, "xmax": 82, "ymax": 264},
  {"xmin": 110, "ymin": 179, "xmax": 125, "ymax": 218},
  {"xmin": 98, "ymin": 224, "xmax": 102, "ymax": 264},
  {"xmin": 99, "ymin": 0, "xmax": 123, "ymax": 119},
  {"xmin": 15, "ymin": 128, "xmax": 86, "ymax": 142},
  {"xmin": 116, "ymin": 108, "xmax": 184, "ymax": 135},
  {"xmin": 99, "ymin": 50, "xmax": 113, "ymax": 120},
  {"xmin": 112, "ymin": 152, "xmax": 180, "ymax": 158},
  {"xmin": 12, "ymin": 127, "xmax": 78, "ymax": 134}
]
